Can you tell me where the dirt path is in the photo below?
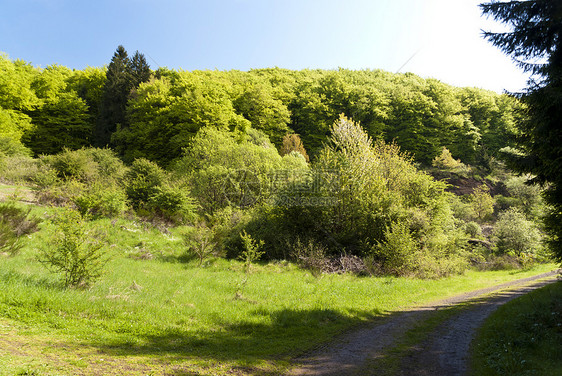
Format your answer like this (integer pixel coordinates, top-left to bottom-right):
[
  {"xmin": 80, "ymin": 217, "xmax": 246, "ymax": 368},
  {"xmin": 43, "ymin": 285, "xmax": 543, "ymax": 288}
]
[{"xmin": 289, "ymin": 270, "xmax": 560, "ymax": 376}]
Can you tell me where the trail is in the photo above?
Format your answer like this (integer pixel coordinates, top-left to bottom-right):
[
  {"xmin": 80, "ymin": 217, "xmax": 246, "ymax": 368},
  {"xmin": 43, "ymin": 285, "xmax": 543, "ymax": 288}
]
[{"xmin": 289, "ymin": 270, "xmax": 560, "ymax": 376}]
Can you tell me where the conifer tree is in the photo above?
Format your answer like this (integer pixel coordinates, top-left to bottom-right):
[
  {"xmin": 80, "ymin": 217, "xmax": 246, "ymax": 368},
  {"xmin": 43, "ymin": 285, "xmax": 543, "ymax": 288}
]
[
  {"xmin": 481, "ymin": 0, "xmax": 562, "ymax": 261},
  {"xmin": 130, "ymin": 50, "xmax": 151, "ymax": 87},
  {"xmin": 95, "ymin": 45, "xmax": 133, "ymax": 146}
]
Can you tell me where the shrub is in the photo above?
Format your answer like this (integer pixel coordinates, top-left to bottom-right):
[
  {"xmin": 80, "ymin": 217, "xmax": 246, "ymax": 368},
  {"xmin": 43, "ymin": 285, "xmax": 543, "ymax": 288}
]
[
  {"xmin": 0, "ymin": 155, "xmax": 40, "ymax": 184},
  {"xmin": 0, "ymin": 201, "xmax": 40, "ymax": 256},
  {"xmin": 38, "ymin": 208, "xmax": 107, "ymax": 288},
  {"xmin": 465, "ymin": 221, "xmax": 482, "ymax": 238},
  {"xmin": 0, "ymin": 137, "xmax": 31, "ymax": 157},
  {"xmin": 280, "ymin": 134, "xmax": 309, "ymax": 162},
  {"xmin": 239, "ymin": 230, "xmax": 265, "ymax": 273},
  {"xmin": 148, "ymin": 184, "xmax": 197, "ymax": 223},
  {"xmin": 493, "ymin": 208, "xmax": 543, "ymax": 256},
  {"xmin": 373, "ymin": 222, "xmax": 419, "ymax": 276},
  {"xmin": 469, "ymin": 185, "xmax": 495, "ymax": 221},
  {"xmin": 125, "ymin": 158, "xmax": 167, "ymax": 208},
  {"xmin": 182, "ymin": 225, "xmax": 216, "ymax": 266},
  {"xmin": 73, "ymin": 182, "xmax": 128, "ymax": 218},
  {"xmin": 42, "ymin": 148, "xmax": 98, "ymax": 182},
  {"xmin": 432, "ymin": 147, "xmax": 464, "ymax": 170}
]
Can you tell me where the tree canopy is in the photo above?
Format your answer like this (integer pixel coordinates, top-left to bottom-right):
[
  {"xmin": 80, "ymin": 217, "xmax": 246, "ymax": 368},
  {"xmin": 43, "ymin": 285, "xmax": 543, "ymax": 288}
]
[{"xmin": 481, "ymin": 0, "xmax": 562, "ymax": 261}]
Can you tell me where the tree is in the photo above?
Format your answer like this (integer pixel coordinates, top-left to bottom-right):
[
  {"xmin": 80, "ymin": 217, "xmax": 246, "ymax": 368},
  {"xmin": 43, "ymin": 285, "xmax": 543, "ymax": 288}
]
[
  {"xmin": 481, "ymin": 0, "xmax": 562, "ymax": 261},
  {"xmin": 96, "ymin": 45, "xmax": 133, "ymax": 146},
  {"xmin": 130, "ymin": 50, "xmax": 151, "ymax": 87}
]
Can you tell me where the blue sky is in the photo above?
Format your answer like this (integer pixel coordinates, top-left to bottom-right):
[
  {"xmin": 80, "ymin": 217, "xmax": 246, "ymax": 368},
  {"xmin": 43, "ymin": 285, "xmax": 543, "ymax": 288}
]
[{"xmin": 1, "ymin": 0, "xmax": 528, "ymax": 93}]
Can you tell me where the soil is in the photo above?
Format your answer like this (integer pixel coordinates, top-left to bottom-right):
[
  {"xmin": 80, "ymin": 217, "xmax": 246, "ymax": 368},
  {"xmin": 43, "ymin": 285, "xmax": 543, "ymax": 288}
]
[{"xmin": 288, "ymin": 270, "xmax": 560, "ymax": 376}]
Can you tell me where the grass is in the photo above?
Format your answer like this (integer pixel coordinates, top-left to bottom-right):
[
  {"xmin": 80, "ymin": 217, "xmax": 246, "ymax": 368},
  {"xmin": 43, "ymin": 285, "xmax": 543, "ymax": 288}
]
[
  {"xmin": 0, "ymin": 202, "xmax": 559, "ymax": 375},
  {"xmin": 470, "ymin": 279, "xmax": 562, "ymax": 375}
]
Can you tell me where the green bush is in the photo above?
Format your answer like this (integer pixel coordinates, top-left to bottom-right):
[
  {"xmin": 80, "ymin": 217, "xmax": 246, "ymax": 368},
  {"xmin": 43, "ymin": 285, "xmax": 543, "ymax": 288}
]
[
  {"xmin": 0, "ymin": 155, "xmax": 40, "ymax": 184},
  {"xmin": 262, "ymin": 116, "xmax": 466, "ymax": 276},
  {"xmin": 465, "ymin": 221, "xmax": 482, "ymax": 238},
  {"xmin": 73, "ymin": 182, "xmax": 128, "ymax": 218},
  {"xmin": 38, "ymin": 208, "xmax": 107, "ymax": 288},
  {"xmin": 125, "ymin": 158, "xmax": 167, "ymax": 208},
  {"xmin": 0, "ymin": 136, "xmax": 31, "ymax": 157},
  {"xmin": 0, "ymin": 201, "xmax": 40, "ymax": 255},
  {"xmin": 42, "ymin": 148, "xmax": 98, "ymax": 182},
  {"xmin": 493, "ymin": 208, "xmax": 543, "ymax": 255},
  {"xmin": 148, "ymin": 184, "xmax": 197, "ymax": 223},
  {"xmin": 373, "ymin": 222, "xmax": 419, "ymax": 276},
  {"xmin": 469, "ymin": 185, "xmax": 495, "ymax": 222},
  {"xmin": 182, "ymin": 225, "xmax": 216, "ymax": 266}
]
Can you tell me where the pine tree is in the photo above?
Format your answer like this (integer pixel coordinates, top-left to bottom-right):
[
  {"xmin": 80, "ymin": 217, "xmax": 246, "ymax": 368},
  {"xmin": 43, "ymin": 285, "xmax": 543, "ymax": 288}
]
[
  {"xmin": 130, "ymin": 51, "xmax": 151, "ymax": 87},
  {"xmin": 481, "ymin": 0, "xmax": 562, "ymax": 261},
  {"xmin": 95, "ymin": 45, "xmax": 133, "ymax": 147}
]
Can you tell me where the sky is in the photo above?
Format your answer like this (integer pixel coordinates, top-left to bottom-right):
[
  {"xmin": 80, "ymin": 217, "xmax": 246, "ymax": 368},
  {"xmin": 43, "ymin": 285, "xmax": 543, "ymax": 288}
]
[{"xmin": 1, "ymin": 0, "xmax": 529, "ymax": 93}]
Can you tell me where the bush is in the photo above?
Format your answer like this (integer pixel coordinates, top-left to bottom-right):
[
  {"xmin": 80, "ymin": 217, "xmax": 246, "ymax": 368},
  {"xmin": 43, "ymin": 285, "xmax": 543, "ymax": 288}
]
[
  {"xmin": 0, "ymin": 201, "xmax": 40, "ymax": 256},
  {"xmin": 182, "ymin": 225, "xmax": 216, "ymax": 266},
  {"xmin": 465, "ymin": 221, "xmax": 482, "ymax": 238},
  {"xmin": 38, "ymin": 208, "xmax": 107, "ymax": 288},
  {"xmin": 239, "ymin": 230, "xmax": 265, "ymax": 273},
  {"xmin": 0, "ymin": 155, "xmax": 40, "ymax": 184},
  {"xmin": 493, "ymin": 208, "xmax": 543, "ymax": 255},
  {"xmin": 42, "ymin": 148, "xmax": 98, "ymax": 182},
  {"xmin": 148, "ymin": 184, "xmax": 197, "ymax": 223},
  {"xmin": 125, "ymin": 158, "xmax": 167, "ymax": 208},
  {"xmin": 73, "ymin": 182, "xmax": 128, "ymax": 218},
  {"xmin": 0, "ymin": 137, "xmax": 31, "ymax": 157},
  {"xmin": 469, "ymin": 185, "xmax": 495, "ymax": 221},
  {"xmin": 373, "ymin": 222, "xmax": 419, "ymax": 276}
]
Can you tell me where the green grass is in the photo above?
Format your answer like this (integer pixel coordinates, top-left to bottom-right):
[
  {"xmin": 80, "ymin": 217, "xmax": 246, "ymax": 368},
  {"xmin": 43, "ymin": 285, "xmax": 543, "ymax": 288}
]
[
  {"xmin": 0, "ymin": 204, "xmax": 559, "ymax": 375},
  {"xmin": 470, "ymin": 280, "xmax": 562, "ymax": 376}
]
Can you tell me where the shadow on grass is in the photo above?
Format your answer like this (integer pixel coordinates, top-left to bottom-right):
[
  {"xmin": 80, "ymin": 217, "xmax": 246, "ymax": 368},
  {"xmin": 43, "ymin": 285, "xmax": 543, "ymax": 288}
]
[
  {"xmin": 89, "ymin": 307, "xmax": 382, "ymax": 367},
  {"xmin": 0, "ymin": 269, "xmax": 65, "ymax": 290}
]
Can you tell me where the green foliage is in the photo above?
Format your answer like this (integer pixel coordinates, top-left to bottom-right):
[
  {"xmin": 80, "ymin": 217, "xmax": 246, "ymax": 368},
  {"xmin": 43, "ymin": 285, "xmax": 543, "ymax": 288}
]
[
  {"xmin": 38, "ymin": 208, "xmax": 107, "ymax": 288},
  {"xmin": 112, "ymin": 72, "xmax": 250, "ymax": 165},
  {"xmin": 124, "ymin": 158, "xmax": 166, "ymax": 208},
  {"xmin": 469, "ymin": 185, "xmax": 495, "ymax": 222},
  {"xmin": 472, "ymin": 281, "xmax": 562, "ymax": 376},
  {"xmin": 503, "ymin": 175, "xmax": 544, "ymax": 219},
  {"xmin": 433, "ymin": 147, "xmax": 461, "ymax": 169},
  {"xmin": 41, "ymin": 148, "xmax": 98, "ymax": 182},
  {"xmin": 147, "ymin": 183, "xmax": 197, "ymax": 223},
  {"xmin": 176, "ymin": 127, "xmax": 305, "ymax": 213},
  {"xmin": 96, "ymin": 45, "xmax": 133, "ymax": 146},
  {"xmin": 239, "ymin": 230, "xmax": 265, "ymax": 273},
  {"xmin": 73, "ymin": 182, "xmax": 128, "ymax": 218},
  {"xmin": 280, "ymin": 133, "xmax": 309, "ymax": 162},
  {"xmin": 0, "ymin": 201, "xmax": 40, "ymax": 255},
  {"xmin": 493, "ymin": 208, "xmax": 543, "ymax": 256},
  {"xmin": 482, "ymin": 0, "xmax": 562, "ymax": 262},
  {"xmin": 182, "ymin": 225, "xmax": 216, "ymax": 266},
  {"xmin": 373, "ymin": 222, "xmax": 418, "ymax": 276},
  {"xmin": 0, "ymin": 137, "xmax": 31, "ymax": 157},
  {"xmin": 125, "ymin": 158, "xmax": 196, "ymax": 223},
  {"xmin": 252, "ymin": 115, "xmax": 466, "ymax": 276},
  {"xmin": 465, "ymin": 221, "xmax": 482, "ymax": 238}
]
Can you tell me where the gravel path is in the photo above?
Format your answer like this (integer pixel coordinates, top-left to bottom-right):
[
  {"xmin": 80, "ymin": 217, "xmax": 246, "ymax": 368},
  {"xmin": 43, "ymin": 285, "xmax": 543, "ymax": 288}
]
[{"xmin": 289, "ymin": 270, "xmax": 560, "ymax": 376}]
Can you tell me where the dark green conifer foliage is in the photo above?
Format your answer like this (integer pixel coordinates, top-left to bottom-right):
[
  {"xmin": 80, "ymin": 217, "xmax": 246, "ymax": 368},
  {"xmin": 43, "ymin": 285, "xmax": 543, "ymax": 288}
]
[
  {"xmin": 130, "ymin": 50, "xmax": 151, "ymax": 87},
  {"xmin": 481, "ymin": 0, "xmax": 562, "ymax": 261},
  {"xmin": 96, "ymin": 45, "xmax": 133, "ymax": 147}
]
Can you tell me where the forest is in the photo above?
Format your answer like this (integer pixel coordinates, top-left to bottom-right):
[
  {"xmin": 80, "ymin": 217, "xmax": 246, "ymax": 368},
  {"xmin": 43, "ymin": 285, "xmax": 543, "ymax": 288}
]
[{"xmin": 0, "ymin": 46, "xmax": 551, "ymax": 281}]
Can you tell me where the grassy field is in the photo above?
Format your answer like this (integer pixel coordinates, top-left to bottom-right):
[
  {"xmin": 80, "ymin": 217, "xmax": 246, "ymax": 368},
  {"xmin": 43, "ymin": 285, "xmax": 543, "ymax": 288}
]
[
  {"xmin": 0, "ymin": 203, "xmax": 559, "ymax": 375},
  {"xmin": 470, "ymin": 279, "xmax": 562, "ymax": 375}
]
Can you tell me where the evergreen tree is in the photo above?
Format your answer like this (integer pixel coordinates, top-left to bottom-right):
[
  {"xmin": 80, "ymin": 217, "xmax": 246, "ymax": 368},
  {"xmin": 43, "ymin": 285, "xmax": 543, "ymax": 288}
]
[
  {"xmin": 95, "ymin": 45, "xmax": 133, "ymax": 146},
  {"xmin": 130, "ymin": 50, "xmax": 151, "ymax": 87},
  {"xmin": 481, "ymin": 0, "xmax": 562, "ymax": 261}
]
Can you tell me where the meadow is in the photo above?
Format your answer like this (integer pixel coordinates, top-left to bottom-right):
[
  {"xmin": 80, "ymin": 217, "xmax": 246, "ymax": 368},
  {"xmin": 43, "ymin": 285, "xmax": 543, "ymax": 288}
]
[{"xmin": 0, "ymin": 202, "xmax": 557, "ymax": 375}]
